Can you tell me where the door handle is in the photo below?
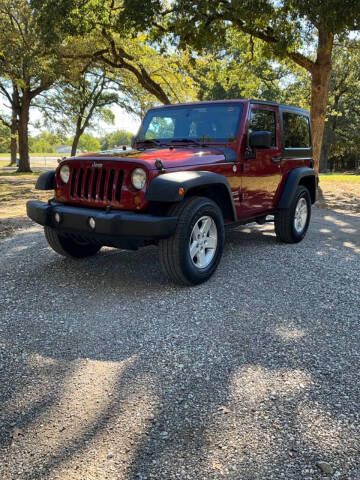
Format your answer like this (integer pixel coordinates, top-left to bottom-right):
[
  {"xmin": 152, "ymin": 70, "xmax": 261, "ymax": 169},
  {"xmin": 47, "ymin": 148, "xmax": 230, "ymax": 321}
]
[{"xmin": 271, "ymin": 156, "xmax": 282, "ymax": 163}]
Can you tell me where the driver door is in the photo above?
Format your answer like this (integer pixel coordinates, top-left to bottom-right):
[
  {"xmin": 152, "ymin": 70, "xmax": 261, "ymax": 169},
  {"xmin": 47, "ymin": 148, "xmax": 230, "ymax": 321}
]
[{"xmin": 240, "ymin": 105, "xmax": 283, "ymax": 217}]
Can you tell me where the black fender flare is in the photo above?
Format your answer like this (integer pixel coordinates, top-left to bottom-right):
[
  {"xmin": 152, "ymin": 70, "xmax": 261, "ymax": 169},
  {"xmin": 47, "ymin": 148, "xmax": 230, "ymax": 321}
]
[
  {"xmin": 277, "ymin": 167, "xmax": 317, "ymax": 209},
  {"xmin": 145, "ymin": 171, "xmax": 237, "ymax": 220},
  {"xmin": 35, "ymin": 170, "xmax": 55, "ymax": 190}
]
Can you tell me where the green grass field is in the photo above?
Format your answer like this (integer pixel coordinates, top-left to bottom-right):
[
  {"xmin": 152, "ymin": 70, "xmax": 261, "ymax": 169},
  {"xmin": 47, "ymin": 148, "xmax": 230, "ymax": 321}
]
[
  {"xmin": 319, "ymin": 173, "xmax": 360, "ymax": 183},
  {"xmin": 0, "ymin": 152, "xmax": 61, "ymax": 158}
]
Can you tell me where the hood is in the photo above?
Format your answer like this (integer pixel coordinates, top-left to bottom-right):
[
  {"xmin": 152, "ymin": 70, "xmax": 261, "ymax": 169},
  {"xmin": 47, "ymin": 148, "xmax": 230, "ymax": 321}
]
[{"xmin": 75, "ymin": 146, "xmax": 232, "ymax": 170}]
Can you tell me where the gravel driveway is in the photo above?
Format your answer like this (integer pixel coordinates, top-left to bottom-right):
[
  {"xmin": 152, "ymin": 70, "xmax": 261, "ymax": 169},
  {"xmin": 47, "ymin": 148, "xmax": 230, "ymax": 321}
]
[{"xmin": 0, "ymin": 207, "xmax": 359, "ymax": 480}]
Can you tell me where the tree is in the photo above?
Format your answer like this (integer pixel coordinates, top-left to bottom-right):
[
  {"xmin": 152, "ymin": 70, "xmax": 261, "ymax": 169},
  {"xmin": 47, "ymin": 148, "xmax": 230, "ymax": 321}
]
[
  {"xmin": 0, "ymin": 0, "xmax": 66, "ymax": 171},
  {"xmin": 320, "ymin": 42, "xmax": 360, "ymax": 171},
  {"xmin": 76, "ymin": 133, "xmax": 100, "ymax": 153},
  {"xmin": 0, "ymin": 81, "xmax": 18, "ymax": 165},
  {"xmin": 29, "ymin": 131, "xmax": 62, "ymax": 154},
  {"xmin": 38, "ymin": 71, "xmax": 117, "ymax": 156},
  {"xmin": 33, "ymin": 0, "xmax": 198, "ymax": 107},
  {"xmin": 190, "ymin": 29, "xmax": 293, "ymax": 102},
  {"xmin": 0, "ymin": 122, "xmax": 10, "ymax": 153},
  {"xmin": 121, "ymin": 0, "xmax": 360, "ymax": 172},
  {"xmin": 101, "ymin": 130, "xmax": 133, "ymax": 150}
]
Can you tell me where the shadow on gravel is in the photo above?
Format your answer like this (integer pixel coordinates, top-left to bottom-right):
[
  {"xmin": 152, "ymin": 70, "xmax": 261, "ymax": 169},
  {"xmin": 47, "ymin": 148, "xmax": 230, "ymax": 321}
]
[{"xmin": 0, "ymin": 209, "xmax": 359, "ymax": 479}]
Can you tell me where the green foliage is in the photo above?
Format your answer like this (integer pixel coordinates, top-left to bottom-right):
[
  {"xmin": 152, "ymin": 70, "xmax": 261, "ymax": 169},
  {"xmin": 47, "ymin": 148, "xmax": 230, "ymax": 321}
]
[
  {"xmin": 322, "ymin": 42, "xmax": 360, "ymax": 170},
  {"xmin": 32, "ymin": 1, "xmax": 199, "ymax": 106},
  {"xmin": 29, "ymin": 132, "xmax": 62, "ymax": 153},
  {"xmin": 101, "ymin": 130, "xmax": 133, "ymax": 150},
  {"xmin": 0, "ymin": 0, "xmax": 71, "ymax": 170},
  {"xmin": 147, "ymin": 0, "xmax": 360, "ymax": 55},
  {"xmin": 0, "ymin": 123, "xmax": 10, "ymax": 153},
  {"xmin": 38, "ymin": 72, "xmax": 117, "ymax": 136},
  {"xmin": 76, "ymin": 134, "xmax": 100, "ymax": 152},
  {"xmin": 0, "ymin": 0, "xmax": 66, "ymax": 94}
]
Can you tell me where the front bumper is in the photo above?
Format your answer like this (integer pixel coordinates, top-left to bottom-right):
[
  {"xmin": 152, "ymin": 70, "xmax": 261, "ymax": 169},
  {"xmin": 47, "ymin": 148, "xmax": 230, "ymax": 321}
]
[{"xmin": 27, "ymin": 200, "xmax": 177, "ymax": 248}]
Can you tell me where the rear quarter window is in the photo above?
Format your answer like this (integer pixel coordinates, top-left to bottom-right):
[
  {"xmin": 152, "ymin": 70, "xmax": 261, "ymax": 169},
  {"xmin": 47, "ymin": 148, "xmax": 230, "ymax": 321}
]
[{"xmin": 283, "ymin": 112, "xmax": 311, "ymax": 148}]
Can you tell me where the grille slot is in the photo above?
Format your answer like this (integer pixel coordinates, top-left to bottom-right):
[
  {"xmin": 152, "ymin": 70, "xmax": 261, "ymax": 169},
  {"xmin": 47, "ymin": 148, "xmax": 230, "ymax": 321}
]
[
  {"xmin": 115, "ymin": 171, "xmax": 123, "ymax": 202},
  {"xmin": 99, "ymin": 169, "xmax": 106, "ymax": 200},
  {"xmin": 70, "ymin": 168, "xmax": 77, "ymax": 197},
  {"xmin": 84, "ymin": 168, "xmax": 91, "ymax": 198},
  {"xmin": 77, "ymin": 168, "xmax": 83, "ymax": 197},
  {"xmin": 91, "ymin": 169, "xmax": 99, "ymax": 200},
  {"xmin": 69, "ymin": 165, "xmax": 123, "ymax": 204},
  {"xmin": 107, "ymin": 169, "xmax": 115, "ymax": 202}
]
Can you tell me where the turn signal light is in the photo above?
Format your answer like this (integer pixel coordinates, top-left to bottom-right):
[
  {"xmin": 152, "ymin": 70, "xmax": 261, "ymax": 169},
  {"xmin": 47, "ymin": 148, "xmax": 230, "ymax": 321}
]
[{"xmin": 133, "ymin": 195, "xmax": 142, "ymax": 207}]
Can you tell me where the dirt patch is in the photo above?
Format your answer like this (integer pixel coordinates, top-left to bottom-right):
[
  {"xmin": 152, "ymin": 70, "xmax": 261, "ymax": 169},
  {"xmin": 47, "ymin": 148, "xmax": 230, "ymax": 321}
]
[{"xmin": 0, "ymin": 172, "xmax": 49, "ymax": 238}]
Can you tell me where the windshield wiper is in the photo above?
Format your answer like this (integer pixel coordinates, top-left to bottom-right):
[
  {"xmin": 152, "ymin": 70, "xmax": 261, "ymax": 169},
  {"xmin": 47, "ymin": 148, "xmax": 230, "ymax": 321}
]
[{"xmin": 170, "ymin": 138, "xmax": 206, "ymax": 147}]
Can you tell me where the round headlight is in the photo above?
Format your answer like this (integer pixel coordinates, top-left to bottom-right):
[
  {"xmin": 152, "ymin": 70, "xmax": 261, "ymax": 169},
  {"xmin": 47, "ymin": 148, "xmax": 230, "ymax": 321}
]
[
  {"xmin": 59, "ymin": 165, "xmax": 70, "ymax": 184},
  {"xmin": 131, "ymin": 168, "xmax": 146, "ymax": 190}
]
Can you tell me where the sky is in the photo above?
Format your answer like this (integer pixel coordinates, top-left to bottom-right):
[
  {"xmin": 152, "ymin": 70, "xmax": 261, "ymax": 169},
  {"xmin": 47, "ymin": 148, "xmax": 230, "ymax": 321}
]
[
  {"xmin": 28, "ymin": 103, "xmax": 141, "ymax": 138},
  {"xmin": 102, "ymin": 104, "xmax": 141, "ymax": 135}
]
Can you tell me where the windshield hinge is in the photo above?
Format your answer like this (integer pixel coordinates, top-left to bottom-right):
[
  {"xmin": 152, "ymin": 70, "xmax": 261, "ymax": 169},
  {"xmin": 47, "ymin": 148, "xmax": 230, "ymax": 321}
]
[{"xmin": 155, "ymin": 158, "xmax": 165, "ymax": 174}]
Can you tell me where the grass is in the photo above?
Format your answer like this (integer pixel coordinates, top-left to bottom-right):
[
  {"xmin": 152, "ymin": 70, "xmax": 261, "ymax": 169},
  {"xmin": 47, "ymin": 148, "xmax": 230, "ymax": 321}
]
[
  {"xmin": 318, "ymin": 173, "xmax": 360, "ymax": 212},
  {"xmin": 319, "ymin": 173, "xmax": 360, "ymax": 183},
  {"xmin": 0, "ymin": 152, "xmax": 61, "ymax": 158}
]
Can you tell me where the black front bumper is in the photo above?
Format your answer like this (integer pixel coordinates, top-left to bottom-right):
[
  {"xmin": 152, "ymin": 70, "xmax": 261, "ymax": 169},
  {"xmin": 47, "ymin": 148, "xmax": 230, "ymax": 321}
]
[{"xmin": 27, "ymin": 200, "xmax": 177, "ymax": 249}]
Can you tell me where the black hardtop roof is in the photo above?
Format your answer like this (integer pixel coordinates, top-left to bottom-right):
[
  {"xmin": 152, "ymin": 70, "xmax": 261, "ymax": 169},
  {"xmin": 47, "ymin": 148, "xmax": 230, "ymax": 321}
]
[
  {"xmin": 148, "ymin": 99, "xmax": 309, "ymax": 116},
  {"xmin": 250, "ymin": 99, "xmax": 309, "ymax": 115}
]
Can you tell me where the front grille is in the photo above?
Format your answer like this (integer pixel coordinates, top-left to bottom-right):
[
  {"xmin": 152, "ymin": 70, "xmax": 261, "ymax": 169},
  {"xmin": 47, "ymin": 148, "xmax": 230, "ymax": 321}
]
[{"xmin": 69, "ymin": 166, "xmax": 123, "ymax": 204}]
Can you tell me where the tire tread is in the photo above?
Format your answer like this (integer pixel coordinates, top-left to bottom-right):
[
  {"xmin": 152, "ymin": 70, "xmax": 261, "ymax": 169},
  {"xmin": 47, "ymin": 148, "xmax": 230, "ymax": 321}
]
[
  {"xmin": 159, "ymin": 196, "xmax": 223, "ymax": 285},
  {"xmin": 274, "ymin": 186, "xmax": 311, "ymax": 243}
]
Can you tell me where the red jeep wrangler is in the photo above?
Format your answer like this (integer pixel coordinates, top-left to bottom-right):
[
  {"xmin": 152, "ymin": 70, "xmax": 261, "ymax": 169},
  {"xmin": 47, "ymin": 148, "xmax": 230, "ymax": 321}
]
[{"xmin": 27, "ymin": 100, "xmax": 317, "ymax": 285}]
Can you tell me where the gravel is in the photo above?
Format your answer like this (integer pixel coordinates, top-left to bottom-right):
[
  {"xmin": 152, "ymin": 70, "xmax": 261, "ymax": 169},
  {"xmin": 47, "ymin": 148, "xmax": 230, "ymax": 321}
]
[{"xmin": 0, "ymin": 207, "xmax": 359, "ymax": 480}]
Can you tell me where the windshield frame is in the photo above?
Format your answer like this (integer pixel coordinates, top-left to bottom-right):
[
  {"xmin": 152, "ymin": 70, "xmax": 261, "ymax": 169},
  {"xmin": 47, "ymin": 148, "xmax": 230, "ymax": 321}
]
[{"xmin": 136, "ymin": 102, "xmax": 244, "ymax": 146}]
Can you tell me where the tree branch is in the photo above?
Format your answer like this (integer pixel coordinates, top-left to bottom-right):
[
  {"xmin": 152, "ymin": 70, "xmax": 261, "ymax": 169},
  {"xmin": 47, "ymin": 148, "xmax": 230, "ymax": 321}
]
[
  {"xmin": 0, "ymin": 114, "xmax": 11, "ymax": 128},
  {"xmin": 200, "ymin": 11, "xmax": 316, "ymax": 74}
]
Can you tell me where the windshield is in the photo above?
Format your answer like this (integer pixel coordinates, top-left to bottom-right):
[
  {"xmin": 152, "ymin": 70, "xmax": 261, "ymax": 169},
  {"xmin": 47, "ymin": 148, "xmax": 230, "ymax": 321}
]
[{"xmin": 137, "ymin": 103, "xmax": 243, "ymax": 144}]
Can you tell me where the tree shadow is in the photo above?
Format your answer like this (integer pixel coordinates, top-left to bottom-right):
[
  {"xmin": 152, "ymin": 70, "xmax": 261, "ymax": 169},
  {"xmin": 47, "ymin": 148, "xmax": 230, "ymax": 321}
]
[{"xmin": 0, "ymin": 208, "xmax": 359, "ymax": 478}]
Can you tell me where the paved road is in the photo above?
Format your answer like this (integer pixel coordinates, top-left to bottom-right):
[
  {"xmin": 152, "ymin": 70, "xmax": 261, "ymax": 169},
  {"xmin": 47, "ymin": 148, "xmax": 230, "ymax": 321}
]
[{"xmin": 0, "ymin": 208, "xmax": 359, "ymax": 480}]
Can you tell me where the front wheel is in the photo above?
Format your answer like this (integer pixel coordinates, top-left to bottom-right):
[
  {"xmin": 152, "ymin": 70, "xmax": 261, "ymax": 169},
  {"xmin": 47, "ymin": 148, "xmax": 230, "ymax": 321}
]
[
  {"xmin": 159, "ymin": 196, "xmax": 225, "ymax": 285},
  {"xmin": 44, "ymin": 226, "xmax": 102, "ymax": 258},
  {"xmin": 274, "ymin": 186, "xmax": 311, "ymax": 243}
]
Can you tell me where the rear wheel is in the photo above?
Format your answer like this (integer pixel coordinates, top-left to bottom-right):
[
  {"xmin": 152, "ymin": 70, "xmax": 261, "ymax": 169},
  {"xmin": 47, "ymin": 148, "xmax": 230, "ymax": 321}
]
[
  {"xmin": 274, "ymin": 186, "xmax": 311, "ymax": 243},
  {"xmin": 44, "ymin": 226, "xmax": 101, "ymax": 258},
  {"xmin": 159, "ymin": 196, "xmax": 225, "ymax": 285}
]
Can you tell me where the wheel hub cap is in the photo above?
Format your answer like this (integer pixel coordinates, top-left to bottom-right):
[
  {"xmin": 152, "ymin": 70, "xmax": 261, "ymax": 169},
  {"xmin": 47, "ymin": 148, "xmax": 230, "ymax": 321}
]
[
  {"xmin": 294, "ymin": 197, "xmax": 308, "ymax": 233},
  {"xmin": 189, "ymin": 216, "xmax": 218, "ymax": 269}
]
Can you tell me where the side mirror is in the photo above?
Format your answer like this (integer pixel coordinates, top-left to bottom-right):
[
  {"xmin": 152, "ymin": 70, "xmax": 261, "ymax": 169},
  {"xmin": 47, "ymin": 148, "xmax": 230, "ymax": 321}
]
[{"xmin": 249, "ymin": 131, "xmax": 272, "ymax": 149}]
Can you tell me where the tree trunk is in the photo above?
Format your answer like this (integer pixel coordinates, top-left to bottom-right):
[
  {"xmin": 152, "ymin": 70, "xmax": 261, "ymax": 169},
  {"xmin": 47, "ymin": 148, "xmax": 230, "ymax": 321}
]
[
  {"xmin": 9, "ymin": 108, "xmax": 17, "ymax": 166},
  {"xmin": 17, "ymin": 96, "xmax": 31, "ymax": 172},
  {"xmin": 310, "ymin": 31, "xmax": 333, "ymax": 174},
  {"xmin": 71, "ymin": 131, "xmax": 81, "ymax": 157}
]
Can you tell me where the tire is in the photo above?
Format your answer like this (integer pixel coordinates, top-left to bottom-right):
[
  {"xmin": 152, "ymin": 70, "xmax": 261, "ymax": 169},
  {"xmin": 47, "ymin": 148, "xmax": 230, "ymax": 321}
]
[
  {"xmin": 159, "ymin": 196, "xmax": 225, "ymax": 286},
  {"xmin": 274, "ymin": 185, "xmax": 311, "ymax": 243},
  {"xmin": 44, "ymin": 226, "xmax": 101, "ymax": 258}
]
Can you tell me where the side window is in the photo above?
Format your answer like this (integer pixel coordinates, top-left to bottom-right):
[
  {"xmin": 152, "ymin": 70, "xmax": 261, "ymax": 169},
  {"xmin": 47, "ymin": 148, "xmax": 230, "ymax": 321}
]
[
  {"xmin": 145, "ymin": 116, "xmax": 175, "ymax": 139},
  {"xmin": 283, "ymin": 112, "xmax": 311, "ymax": 148},
  {"xmin": 249, "ymin": 108, "xmax": 276, "ymax": 147}
]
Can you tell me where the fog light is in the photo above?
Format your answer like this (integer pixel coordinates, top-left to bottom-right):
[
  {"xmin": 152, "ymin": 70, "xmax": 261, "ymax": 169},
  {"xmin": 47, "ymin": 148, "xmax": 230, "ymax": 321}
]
[
  {"xmin": 54, "ymin": 212, "xmax": 61, "ymax": 223},
  {"xmin": 88, "ymin": 217, "xmax": 96, "ymax": 229}
]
